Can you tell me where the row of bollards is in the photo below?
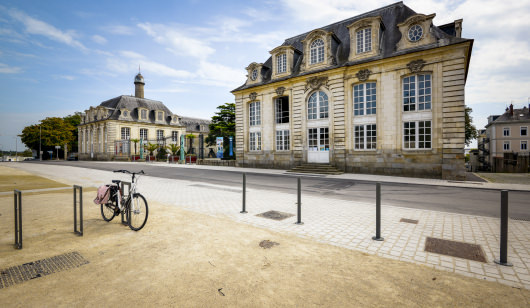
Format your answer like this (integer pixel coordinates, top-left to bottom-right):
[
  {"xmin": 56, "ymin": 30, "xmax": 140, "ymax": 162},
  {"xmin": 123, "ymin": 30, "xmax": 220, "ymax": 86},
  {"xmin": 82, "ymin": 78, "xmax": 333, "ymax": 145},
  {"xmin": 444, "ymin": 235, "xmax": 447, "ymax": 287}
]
[{"xmin": 239, "ymin": 174, "xmax": 513, "ymax": 267}]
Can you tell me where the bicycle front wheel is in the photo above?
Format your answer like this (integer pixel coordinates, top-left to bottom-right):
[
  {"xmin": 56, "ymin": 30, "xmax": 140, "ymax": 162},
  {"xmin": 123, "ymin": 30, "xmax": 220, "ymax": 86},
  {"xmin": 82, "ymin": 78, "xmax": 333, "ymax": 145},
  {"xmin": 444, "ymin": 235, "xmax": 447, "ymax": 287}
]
[
  {"xmin": 101, "ymin": 198, "xmax": 117, "ymax": 222},
  {"xmin": 127, "ymin": 194, "xmax": 148, "ymax": 231}
]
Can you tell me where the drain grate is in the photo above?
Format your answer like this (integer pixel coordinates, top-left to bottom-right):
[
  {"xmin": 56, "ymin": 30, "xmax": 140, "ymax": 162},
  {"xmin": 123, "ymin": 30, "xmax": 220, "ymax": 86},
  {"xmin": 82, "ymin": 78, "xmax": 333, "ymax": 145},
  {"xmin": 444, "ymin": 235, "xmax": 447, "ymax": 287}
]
[
  {"xmin": 511, "ymin": 217, "xmax": 530, "ymax": 222},
  {"xmin": 0, "ymin": 251, "xmax": 89, "ymax": 289},
  {"xmin": 400, "ymin": 218, "xmax": 419, "ymax": 224},
  {"xmin": 424, "ymin": 237, "xmax": 487, "ymax": 262},
  {"xmin": 256, "ymin": 210, "xmax": 294, "ymax": 221}
]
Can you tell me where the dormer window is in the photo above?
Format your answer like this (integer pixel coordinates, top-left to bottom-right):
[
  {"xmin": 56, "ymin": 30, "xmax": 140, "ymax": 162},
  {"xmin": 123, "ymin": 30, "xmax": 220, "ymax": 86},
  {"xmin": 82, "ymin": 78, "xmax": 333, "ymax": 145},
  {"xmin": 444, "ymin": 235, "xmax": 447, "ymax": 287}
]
[
  {"xmin": 123, "ymin": 111, "xmax": 128, "ymax": 117},
  {"xmin": 251, "ymin": 69, "xmax": 258, "ymax": 81},
  {"xmin": 408, "ymin": 24, "xmax": 423, "ymax": 42},
  {"xmin": 157, "ymin": 111, "xmax": 164, "ymax": 121},
  {"xmin": 356, "ymin": 28, "xmax": 372, "ymax": 53},
  {"xmin": 277, "ymin": 53, "xmax": 287, "ymax": 73},
  {"xmin": 245, "ymin": 62, "xmax": 264, "ymax": 84},
  {"xmin": 310, "ymin": 39, "xmax": 324, "ymax": 64},
  {"xmin": 140, "ymin": 109, "xmax": 147, "ymax": 120}
]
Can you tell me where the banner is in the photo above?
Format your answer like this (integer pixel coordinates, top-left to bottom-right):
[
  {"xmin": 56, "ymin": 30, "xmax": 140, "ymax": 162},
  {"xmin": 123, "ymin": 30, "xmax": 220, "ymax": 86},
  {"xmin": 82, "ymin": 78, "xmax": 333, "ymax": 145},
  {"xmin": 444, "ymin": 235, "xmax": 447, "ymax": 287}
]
[{"xmin": 216, "ymin": 137, "xmax": 223, "ymax": 158}]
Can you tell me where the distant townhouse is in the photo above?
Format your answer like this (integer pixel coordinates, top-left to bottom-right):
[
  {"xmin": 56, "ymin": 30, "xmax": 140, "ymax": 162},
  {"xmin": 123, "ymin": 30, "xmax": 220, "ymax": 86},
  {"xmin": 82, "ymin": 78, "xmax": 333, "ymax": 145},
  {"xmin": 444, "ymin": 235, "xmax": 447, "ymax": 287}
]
[
  {"xmin": 231, "ymin": 1, "xmax": 473, "ymax": 179},
  {"xmin": 78, "ymin": 73, "xmax": 211, "ymax": 160}
]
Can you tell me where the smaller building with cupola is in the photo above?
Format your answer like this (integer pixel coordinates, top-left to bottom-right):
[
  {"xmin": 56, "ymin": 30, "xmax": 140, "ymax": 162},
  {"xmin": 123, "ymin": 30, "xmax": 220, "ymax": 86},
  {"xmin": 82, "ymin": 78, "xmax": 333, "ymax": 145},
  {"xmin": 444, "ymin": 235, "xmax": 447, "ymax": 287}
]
[
  {"xmin": 232, "ymin": 1, "xmax": 473, "ymax": 179},
  {"xmin": 78, "ymin": 72, "xmax": 212, "ymax": 161}
]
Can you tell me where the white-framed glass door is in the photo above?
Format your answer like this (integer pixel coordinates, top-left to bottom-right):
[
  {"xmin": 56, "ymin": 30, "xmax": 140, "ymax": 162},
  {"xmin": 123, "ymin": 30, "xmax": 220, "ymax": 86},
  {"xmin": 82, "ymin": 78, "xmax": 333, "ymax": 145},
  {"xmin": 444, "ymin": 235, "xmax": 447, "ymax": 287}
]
[{"xmin": 308, "ymin": 127, "xmax": 329, "ymax": 163}]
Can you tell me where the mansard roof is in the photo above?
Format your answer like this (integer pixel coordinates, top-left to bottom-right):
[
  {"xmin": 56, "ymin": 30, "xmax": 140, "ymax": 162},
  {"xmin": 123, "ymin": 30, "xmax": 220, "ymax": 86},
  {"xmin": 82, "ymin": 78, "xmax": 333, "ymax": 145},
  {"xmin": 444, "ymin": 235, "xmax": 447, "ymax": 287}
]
[
  {"xmin": 232, "ymin": 1, "xmax": 472, "ymax": 92},
  {"xmin": 99, "ymin": 95, "xmax": 175, "ymax": 124},
  {"xmin": 486, "ymin": 107, "xmax": 530, "ymax": 127}
]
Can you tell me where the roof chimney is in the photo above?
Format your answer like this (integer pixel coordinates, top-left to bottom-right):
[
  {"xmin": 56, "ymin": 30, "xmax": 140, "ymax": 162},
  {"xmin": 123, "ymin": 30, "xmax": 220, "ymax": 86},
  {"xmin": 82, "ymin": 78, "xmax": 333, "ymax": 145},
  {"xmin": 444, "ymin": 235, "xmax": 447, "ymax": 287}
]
[
  {"xmin": 509, "ymin": 103, "xmax": 514, "ymax": 116},
  {"xmin": 454, "ymin": 19, "xmax": 463, "ymax": 38}
]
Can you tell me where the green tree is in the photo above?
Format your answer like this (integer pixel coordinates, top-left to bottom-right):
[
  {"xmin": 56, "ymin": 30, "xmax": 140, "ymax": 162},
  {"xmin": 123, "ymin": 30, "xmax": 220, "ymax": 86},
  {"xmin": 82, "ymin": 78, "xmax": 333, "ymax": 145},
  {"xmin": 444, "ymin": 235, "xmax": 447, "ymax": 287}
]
[
  {"xmin": 146, "ymin": 143, "xmax": 158, "ymax": 157},
  {"xmin": 63, "ymin": 113, "xmax": 81, "ymax": 152},
  {"xmin": 130, "ymin": 138, "xmax": 140, "ymax": 155},
  {"xmin": 186, "ymin": 133, "xmax": 196, "ymax": 154},
  {"xmin": 166, "ymin": 143, "xmax": 180, "ymax": 156},
  {"xmin": 20, "ymin": 117, "xmax": 75, "ymax": 158},
  {"xmin": 465, "ymin": 107, "xmax": 478, "ymax": 146},
  {"xmin": 206, "ymin": 102, "xmax": 235, "ymax": 158}
]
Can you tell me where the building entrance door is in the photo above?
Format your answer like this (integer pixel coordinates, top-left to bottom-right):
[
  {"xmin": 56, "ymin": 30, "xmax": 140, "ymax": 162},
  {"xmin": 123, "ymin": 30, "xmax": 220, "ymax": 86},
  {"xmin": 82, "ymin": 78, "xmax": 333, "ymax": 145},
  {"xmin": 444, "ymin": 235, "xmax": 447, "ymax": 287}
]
[{"xmin": 308, "ymin": 127, "xmax": 329, "ymax": 163}]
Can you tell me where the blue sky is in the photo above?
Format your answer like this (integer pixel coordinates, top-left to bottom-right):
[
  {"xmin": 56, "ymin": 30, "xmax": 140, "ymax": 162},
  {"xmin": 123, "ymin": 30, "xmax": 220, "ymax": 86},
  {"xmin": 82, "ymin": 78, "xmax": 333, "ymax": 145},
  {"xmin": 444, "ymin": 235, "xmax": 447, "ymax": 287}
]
[{"xmin": 1, "ymin": 0, "xmax": 529, "ymax": 151}]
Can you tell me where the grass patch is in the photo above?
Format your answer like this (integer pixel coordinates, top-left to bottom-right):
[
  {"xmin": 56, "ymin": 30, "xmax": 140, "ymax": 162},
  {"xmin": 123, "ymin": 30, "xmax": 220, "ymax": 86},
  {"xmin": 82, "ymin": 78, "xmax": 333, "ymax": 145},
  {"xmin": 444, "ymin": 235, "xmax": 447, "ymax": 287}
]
[{"xmin": 0, "ymin": 175, "xmax": 69, "ymax": 192}]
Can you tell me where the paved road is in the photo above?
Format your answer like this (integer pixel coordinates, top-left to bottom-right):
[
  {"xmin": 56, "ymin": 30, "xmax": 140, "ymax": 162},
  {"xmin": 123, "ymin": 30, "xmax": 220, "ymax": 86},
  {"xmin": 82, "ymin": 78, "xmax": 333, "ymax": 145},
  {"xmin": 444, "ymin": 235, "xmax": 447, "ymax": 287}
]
[{"xmin": 22, "ymin": 160, "xmax": 530, "ymax": 220}]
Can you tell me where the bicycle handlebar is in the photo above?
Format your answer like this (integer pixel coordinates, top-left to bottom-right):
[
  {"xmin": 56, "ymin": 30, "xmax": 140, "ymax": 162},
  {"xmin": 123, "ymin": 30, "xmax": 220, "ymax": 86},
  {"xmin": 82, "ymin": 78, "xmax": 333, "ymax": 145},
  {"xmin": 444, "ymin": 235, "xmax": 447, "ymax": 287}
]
[{"xmin": 113, "ymin": 170, "xmax": 145, "ymax": 175}]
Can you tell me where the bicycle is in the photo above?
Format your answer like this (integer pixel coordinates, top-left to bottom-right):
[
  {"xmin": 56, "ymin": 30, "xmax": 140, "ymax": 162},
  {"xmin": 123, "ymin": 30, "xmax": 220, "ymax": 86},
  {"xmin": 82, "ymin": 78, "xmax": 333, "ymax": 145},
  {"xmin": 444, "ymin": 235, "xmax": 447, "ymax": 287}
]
[{"xmin": 100, "ymin": 169, "xmax": 149, "ymax": 231}]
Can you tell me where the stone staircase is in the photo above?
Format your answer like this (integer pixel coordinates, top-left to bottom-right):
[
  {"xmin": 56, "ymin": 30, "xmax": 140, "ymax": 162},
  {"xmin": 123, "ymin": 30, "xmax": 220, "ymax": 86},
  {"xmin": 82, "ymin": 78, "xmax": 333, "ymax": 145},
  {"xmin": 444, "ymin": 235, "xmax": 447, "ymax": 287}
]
[{"xmin": 287, "ymin": 163, "xmax": 343, "ymax": 175}]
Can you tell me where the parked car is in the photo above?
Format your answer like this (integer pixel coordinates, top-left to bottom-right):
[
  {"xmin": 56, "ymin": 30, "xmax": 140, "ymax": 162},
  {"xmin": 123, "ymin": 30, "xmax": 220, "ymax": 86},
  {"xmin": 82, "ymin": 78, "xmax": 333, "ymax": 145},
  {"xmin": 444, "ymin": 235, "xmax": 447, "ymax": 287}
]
[{"xmin": 67, "ymin": 153, "xmax": 79, "ymax": 161}]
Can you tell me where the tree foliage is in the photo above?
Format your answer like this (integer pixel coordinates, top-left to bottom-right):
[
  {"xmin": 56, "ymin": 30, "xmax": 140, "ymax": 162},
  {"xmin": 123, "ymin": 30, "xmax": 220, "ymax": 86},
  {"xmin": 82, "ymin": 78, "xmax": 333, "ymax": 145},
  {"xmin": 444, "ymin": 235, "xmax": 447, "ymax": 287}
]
[
  {"xmin": 20, "ymin": 117, "xmax": 76, "ymax": 157},
  {"xmin": 465, "ymin": 107, "xmax": 478, "ymax": 146},
  {"xmin": 206, "ymin": 102, "xmax": 235, "ymax": 158}
]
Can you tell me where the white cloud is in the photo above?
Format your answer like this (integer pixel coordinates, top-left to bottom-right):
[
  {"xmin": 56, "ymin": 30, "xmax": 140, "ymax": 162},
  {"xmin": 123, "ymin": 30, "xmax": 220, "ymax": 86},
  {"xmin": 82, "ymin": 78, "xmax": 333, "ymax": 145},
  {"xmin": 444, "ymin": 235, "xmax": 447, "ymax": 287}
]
[
  {"xmin": 52, "ymin": 74, "xmax": 76, "ymax": 80},
  {"xmin": 8, "ymin": 8, "xmax": 87, "ymax": 51},
  {"xmin": 103, "ymin": 25, "xmax": 135, "ymax": 36},
  {"xmin": 0, "ymin": 63, "xmax": 22, "ymax": 74},
  {"xmin": 91, "ymin": 34, "xmax": 107, "ymax": 44},
  {"xmin": 194, "ymin": 61, "xmax": 245, "ymax": 87},
  {"xmin": 106, "ymin": 50, "xmax": 194, "ymax": 79},
  {"xmin": 138, "ymin": 22, "xmax": 215, "ymax": 60}
]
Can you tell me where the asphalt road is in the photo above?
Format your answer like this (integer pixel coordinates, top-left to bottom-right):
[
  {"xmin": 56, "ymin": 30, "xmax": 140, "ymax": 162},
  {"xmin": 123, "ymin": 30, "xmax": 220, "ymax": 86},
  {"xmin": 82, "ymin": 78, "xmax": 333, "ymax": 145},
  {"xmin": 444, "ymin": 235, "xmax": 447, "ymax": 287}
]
[{"xmin": 22, "ymin": 160, "xmax": 530, "ymax": 220}]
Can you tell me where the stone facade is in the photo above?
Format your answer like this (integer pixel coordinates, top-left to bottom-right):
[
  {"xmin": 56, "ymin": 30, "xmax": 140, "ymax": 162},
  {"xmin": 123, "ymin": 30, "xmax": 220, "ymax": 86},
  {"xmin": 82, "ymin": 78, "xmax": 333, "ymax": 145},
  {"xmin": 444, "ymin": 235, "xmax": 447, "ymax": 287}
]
[
  {"xmin": 232, "ymin": 2, "xmax": 473, "ymax": 180},
  {"xmin": 78, "ymin": 73, "xmax": 211, "ymax": 160}
]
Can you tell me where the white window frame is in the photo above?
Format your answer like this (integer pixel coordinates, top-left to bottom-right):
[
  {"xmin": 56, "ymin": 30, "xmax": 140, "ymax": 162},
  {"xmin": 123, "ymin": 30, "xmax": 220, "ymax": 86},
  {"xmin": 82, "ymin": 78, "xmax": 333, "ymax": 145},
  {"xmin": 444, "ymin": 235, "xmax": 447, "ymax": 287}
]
[
  {"xmin": 403, "ymin": 74, "xmax": 432, "ymax": 112},
  {"xmin": 521, "ymin": 140, "xmax": 527, "ymax": 151},
  {"xmin": 353, "ymin": 82, "xmax": 376, "ymax": 116},
  {"xmin": 520, "ymin": 126, "xmax": 527, "ymax": 136},
  {"xmin": 503, "ymin": 141, "xmax": 510, "ymax": 151},
  {"xmin": 249, "ymin": 101, "xmax": 261, "ymax": 126},
  {"xmin": 354, "ymin": 124, "xmax": 376, "ymax": 150},
  {"xmin": 403, "ymin": 120, "xmax": 431, "ymax": 150},
  {"xmin": 172, "ymin": 131, "xmax": 179, "ymax": 143},
  {"xmin": 157, "ymin": 111, "xmax": 164, "ymax": 121},
  {"xmin": 277, "ymin": 53, "xmax": 287, "ymax": 74},
  {"xmin": 140, "ymin": 128, "xmax": 148, "ymax": 140},
  {"xmin": 307, "ymin": 91, "xmax": 329, "ymax": 120},
  {"xmin": 276, "ymin": 130, "xmax": 290, "ymax": 151},
  {"xmin": 121, "ymin": 127, "xmax": 130, "ymax": 140},
  {"xmin": 356, "ymin": 28, "xmax": 372, "ymax": 53},
  {"xmin": 275, "ymin": 97, "xmax": 289, "ymax": 124},
  {"xmin": 249, "ymin": 132, "xmax": 261, "ymax": 151},
  {"xmin": 310, "ymin": 39, "xmax": 324, "ymax": 64},
  {"xmin": 503, "ymin": 127, "xmax": 510, "ymax": 137},
  {"xmin": 157, "ymin": 129, "xmax": 164, "ymax": 144},
  {"xmin": 141, "ymin": 109, "xmax": 147, "ymax": 120}
]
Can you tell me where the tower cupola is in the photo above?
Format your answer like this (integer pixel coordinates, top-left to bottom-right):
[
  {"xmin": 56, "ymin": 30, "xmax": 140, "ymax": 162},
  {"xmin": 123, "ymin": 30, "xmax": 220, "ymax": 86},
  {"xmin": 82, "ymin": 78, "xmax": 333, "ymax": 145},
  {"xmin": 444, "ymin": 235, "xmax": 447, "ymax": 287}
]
[{"xmin": 134, "ymin": 72, "xmax": 145, "ymax": 98}]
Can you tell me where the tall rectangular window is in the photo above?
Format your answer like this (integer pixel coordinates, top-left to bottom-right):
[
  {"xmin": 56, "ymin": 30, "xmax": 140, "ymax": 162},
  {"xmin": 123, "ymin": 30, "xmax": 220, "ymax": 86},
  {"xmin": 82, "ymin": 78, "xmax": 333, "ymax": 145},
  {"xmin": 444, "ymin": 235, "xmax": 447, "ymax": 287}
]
[
  {"xmin": 140, "ymin": 128, "xmax": 148, "ymax": 140},
  {"xmin": 249, "ymin": 132, "xmax": 261, "ymax": 151},
  {"xmin": 404, "ymin": 121, "xmax": 431, "ymax": 149},
  {"xmin": 275, "ymin": 97, "xmax": 289, "ymax": 124},
  {"xmin": 521, "ymin": 127, "xmax": 528, "ymax": 136},
  {"xmin": 157, "ymin": 130, "xmax": 164, "ymax": 145},
  {"xmin": 354, "ymin": 124, "xmax": 376, "ymax": 150},
  {"xmin": 276, "ymin": 130, "xmax": 290, "ymax": 151},
  {"xmin": 356, "ymin": 28, "xmax": 372, "ymax": 53},
  {"xmin": 157, "ymin": 111, "xmax": 163, "ymax": 121},
  {"xmin": 141, "ymin": 109, "xmax": 147, "ymax": 120},
  {"xmin": 249, "ymin": 101, "xmax": 261, "ymax": 126},
  {"xmin": 503, "ymin": 127, "xmax": 510, "ymax": 136},
  {"xmin": 172, "ymin": 131, "xmax": 179, "ymax": 142},
  {"xmin": 277, "ymin": 53, "xmax": 287, "ymax": 73},
  {"xmin": 403, "ymin": 74, "xmax": 431, "ymax": 112},
  {"xmin": 121, "ymin": 127, "xmax": 130, "ymax": 140},
  {"xmin": 503, "ymin": 141, "xmax": 510, "ymax": 151},
  {"xmin": 521, "ymin": 141, "xmax": 527, "ymax": 150},
  {"xmin": 354, "ymin": 82, "xmax": 376, "ymax": 116}
]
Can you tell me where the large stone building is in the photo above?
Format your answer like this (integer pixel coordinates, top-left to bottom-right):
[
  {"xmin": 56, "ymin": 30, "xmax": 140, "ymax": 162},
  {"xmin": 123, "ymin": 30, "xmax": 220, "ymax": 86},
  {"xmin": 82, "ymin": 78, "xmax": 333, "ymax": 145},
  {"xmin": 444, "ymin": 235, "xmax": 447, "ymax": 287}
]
[
  {"xmin": 478, "ymin": 104, "xmax": 530, "ymax": 172},
  {"xmin": 231, "ymin": 2, "xmax": 473, "ymax": 179},
  {"xmin": 78, "ymin": 73, "xmax": 211, "ymax": 160}
]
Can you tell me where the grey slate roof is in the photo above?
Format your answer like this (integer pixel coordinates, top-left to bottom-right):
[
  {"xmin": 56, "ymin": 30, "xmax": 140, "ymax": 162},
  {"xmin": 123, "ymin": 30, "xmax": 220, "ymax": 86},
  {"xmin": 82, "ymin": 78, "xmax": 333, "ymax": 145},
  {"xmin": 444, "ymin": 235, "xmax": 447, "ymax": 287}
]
[
  {"xmin": 486, "ymin": 107, "xmax": 530, "ymax": 127},
  {"xmin": 232, "ymin": 1, "xmax": 472, "ymax": 92},
  {"xmin": 99, "ymin": 95, "xmax": 175, "ymax": 124},
  {"xmin": 180, "ymin": 116, "xmax": 211, "ymax": 132}
]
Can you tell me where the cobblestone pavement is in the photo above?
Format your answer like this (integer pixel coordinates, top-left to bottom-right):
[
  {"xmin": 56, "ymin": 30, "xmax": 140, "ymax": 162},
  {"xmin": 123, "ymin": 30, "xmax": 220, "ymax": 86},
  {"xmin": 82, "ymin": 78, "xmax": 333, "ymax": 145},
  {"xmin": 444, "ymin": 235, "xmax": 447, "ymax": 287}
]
[{"xmin": 4, "ymin": 162, "xmax": 530, "ymax": 290}]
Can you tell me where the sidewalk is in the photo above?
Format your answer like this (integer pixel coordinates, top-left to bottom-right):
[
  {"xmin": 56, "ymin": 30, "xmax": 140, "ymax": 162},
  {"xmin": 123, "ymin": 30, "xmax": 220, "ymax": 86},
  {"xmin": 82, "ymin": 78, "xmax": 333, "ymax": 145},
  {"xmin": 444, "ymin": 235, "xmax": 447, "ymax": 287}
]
[{"xmin": 4, "ymin": 162, "xmax": 530, "ymax": 290}]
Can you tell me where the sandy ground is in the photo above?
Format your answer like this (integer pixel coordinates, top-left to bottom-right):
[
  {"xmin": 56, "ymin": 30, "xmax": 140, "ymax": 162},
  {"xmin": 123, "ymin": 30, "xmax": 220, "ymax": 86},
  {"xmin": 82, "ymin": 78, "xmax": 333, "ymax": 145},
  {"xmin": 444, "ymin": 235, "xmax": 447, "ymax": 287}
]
[
  {"xmin": 0, "ymin": 166, "xmax": 529, "ymax": 307},
  {"xmin": 475, "ymin": 172, "xmax": 530, "ymax": 185}
]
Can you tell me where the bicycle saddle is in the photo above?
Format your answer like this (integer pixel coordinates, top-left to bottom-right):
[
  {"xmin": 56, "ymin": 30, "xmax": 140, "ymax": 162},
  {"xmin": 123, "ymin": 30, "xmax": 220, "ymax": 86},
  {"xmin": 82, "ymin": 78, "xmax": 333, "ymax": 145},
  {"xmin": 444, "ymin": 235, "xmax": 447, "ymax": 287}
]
[{"xmin": 112, "ymin": 180, "xmax": 121, "ymax": 184}]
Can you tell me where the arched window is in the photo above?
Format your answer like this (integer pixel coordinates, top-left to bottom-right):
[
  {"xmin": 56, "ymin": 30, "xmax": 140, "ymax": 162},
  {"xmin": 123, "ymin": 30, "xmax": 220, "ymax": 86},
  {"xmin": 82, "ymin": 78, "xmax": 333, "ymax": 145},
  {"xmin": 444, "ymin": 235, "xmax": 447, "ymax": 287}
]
[
  {"xmin": 310, "ymin": 39, "xmax": 325, "ymax": 64},
  {"xmin": 307, "ymin": 91, "xmax": 329, "ymax": 119}
]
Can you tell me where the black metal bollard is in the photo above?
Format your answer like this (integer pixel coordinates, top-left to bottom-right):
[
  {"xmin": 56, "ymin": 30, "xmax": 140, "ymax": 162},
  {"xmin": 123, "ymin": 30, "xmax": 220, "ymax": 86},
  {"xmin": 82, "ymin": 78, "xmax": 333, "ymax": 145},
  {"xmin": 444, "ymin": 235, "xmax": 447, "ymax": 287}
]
[
  {"xmin": 494, "ymin": 190, "xmax": 512, "ymax": 266},
  {"xmin": 73, "ymin": 185, "xmax": 83, "ymax": 236},
  {"xmin": 121, "ymin": 182, "xmax": 131, "ymax": 225},
  {"xmin": 295, "ymin": 177, "xmax": 303, "ymax": 225},
  {"xmin": 240, "ymin": 173, "xmax": 247, "ymax": 213},
  {"xmin": 372, "ymin": 182, "xmax": 384, "ymax": 241},
  {"xmin": 14, "ymin": 189, "xmax": 22, "ymax": 249}
]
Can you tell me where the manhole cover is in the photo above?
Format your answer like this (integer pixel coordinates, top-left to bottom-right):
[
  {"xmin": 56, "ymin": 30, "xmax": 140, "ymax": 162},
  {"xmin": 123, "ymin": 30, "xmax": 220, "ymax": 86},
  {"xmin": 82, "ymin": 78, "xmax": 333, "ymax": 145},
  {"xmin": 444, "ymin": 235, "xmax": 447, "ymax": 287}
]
[
  {"xmin": 259, "ymin": 240, "xmax": 280, "ymax": 249},
  {"xmin": 256, "ymin": 210, "xmax": 294, "ymax": 221},
  {"xmin": 0, "ymin": 251, "xmax": 89, "ymax": 289},
  {"xmin": 424, "ymin": 237, "xmax": 487, "ymax": 262},
  {"xmin": 400, "ymin": 218, "xmax": 419, "ymax": 224}
]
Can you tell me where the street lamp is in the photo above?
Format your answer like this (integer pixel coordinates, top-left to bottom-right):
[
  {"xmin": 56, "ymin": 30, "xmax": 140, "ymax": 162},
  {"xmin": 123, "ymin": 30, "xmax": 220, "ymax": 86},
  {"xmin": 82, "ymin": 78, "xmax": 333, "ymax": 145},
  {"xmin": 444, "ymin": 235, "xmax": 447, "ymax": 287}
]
[{"xmin": 39, "ymin": 122, "xmax": 42, "ymax": 161}]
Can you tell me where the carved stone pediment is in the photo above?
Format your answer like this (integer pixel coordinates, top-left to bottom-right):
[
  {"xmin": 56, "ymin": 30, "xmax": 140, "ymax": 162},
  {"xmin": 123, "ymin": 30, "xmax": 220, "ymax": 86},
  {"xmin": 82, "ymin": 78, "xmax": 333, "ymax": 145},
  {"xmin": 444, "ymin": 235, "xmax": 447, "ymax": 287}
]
[
  {"xmin": 249, "ymin": 92, "xmax": 258, "ymax": 100},
  {"xmin": 355, "ymin": 69, "xmax": 372, "ymax": 81},
  {"xmin": 305, "ymin": 76, "xmax": 329, "ymax": 92},
  {"xmin": 407, "ymin": 60, "xmax": 426, "ymax": 73},
  {"xmin": 275, "ymin": 87, "xmax": 286, "ymax": 96}
]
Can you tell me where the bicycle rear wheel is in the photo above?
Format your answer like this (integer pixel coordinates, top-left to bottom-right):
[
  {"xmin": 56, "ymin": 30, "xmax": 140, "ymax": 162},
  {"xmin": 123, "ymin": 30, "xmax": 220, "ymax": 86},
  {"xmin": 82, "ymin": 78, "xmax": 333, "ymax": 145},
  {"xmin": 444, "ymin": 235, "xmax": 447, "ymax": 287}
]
[
  {"xmin": 127, "ymin": 193, "xmax": 148, "ymax": 231},
  {"xmin": 101, "ymin": 198, "xmax": 117, "ymax": 222}
]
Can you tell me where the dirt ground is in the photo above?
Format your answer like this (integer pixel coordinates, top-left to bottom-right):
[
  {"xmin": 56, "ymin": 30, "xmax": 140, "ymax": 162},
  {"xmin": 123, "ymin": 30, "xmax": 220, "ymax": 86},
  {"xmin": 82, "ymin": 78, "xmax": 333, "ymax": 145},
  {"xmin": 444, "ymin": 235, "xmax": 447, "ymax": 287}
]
[{"xmin": 0, "ymin": 166, "xmax": 529, "ymax": 307}]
